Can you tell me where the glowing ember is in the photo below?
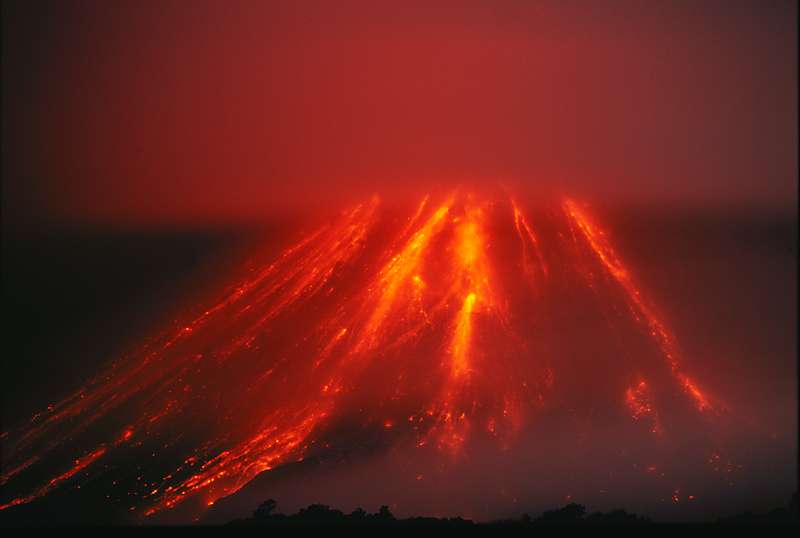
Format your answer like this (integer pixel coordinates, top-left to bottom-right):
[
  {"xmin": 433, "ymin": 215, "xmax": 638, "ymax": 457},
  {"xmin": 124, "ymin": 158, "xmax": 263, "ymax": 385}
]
[{"xmin": 625, "ymin": 380, "xmax": 661, "ymax": 434}]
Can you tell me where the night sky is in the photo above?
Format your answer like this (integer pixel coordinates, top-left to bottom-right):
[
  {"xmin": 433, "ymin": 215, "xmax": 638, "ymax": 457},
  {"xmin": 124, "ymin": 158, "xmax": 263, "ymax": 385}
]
[
  {"xmin": 3, "ymin": 0, "xmax": 797, "ymax": 227},
  {"xmin": 1, "ymin": 0, "xmax": 797, "ymax": 526}
]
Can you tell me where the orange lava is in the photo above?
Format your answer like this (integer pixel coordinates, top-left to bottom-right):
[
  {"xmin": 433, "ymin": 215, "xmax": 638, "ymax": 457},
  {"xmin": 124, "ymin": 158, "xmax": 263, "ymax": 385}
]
[
  {"xmin": 450, "ymin": 292, "xmax": 477, "ymax": 378},
  {"xmin": 353, "ymin": 198, "xmax": 453, "ymax": 354}
]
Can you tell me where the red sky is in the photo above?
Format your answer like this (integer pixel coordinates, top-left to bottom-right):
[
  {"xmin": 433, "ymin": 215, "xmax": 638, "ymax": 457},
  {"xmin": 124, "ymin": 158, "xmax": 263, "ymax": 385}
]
[{"xmin": 3, "ymin": 0, "xmax": 797, "ymax": 227}]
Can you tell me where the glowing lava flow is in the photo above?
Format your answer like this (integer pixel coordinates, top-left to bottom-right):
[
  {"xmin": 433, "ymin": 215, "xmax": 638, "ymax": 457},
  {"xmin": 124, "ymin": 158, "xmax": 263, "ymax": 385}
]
[
  {"xmin": 146, "ymin": 403, "xmax": 332, "ymax": 515},
  {"xmin": 512, "ymin": 199, "xmax": 548, "ymax": 280},
  {"xmin": 352, "ymin": 199, "xmax": 453, "ymax": 354},
  {"xmin": 563, "ymin": 198, "xmax": 714, "ymax": 413},
  {"xmin": 450, "ymin": 292, "xmax": 477, "ymax": 378},
  {"xmin": 0, "ymin": 199, "xmax": 381, "ymax": 514},
  {"xmin": 0, "ymin": 446, "xmax": 107, "ymax": 511},
  {"xmin": 0, "ymin": 191, "xmax": 724, "ymax": 519},
  {"xmin": 5, "ymin": 198, "xmax": 380, "ymax": 467},
  {"xmin": 445, "ymin": 205, "xmax": 489, "ymax": 378},
  {"xmin": 150, "ymin": 198, "xmax": 475, "ymax": 514},
  {"xmin": 150, "ymin": 198, "xmax": 470, "ymax": 512},
  {"xmin": 421, "ymin": 201, "xmax": 515, "ymax": 452}
]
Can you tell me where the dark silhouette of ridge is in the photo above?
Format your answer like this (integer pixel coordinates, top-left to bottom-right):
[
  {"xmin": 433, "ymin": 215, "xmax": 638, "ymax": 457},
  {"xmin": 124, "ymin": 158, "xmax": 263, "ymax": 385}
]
[
  {"xmin": 715, "ymin": 492, "xmax": 799, "ymax": 526},
  {"xmin": 225, "ymin": 494, "xmax": 799, "ymax": 527}
]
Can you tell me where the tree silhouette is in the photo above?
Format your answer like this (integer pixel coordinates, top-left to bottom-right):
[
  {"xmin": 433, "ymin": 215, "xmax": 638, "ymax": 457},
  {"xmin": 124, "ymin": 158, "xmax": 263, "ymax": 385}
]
[
  {"xmin": 377, "ymin": 505, "xmax": 395, "ymax": 521},
  {"xmin": 585, "ymin": 509, "xmax": 651, "ymax": 524},
  {"xmin": 253, "ymin": 499, "xmax": 277, "ymax": 520},
  {"xmin": 533, "ymin": 502, "xmax": 586, "ymax": 524},
  {"xmin": 350, "ymin": 507, "xmax": 367, "ymax": 520}
]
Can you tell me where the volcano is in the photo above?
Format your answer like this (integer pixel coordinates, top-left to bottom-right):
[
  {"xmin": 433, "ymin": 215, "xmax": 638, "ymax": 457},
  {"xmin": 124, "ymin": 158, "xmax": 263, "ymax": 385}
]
[{"xmin": 1, "ymin": 191, "xmax": 734, "ymax": 522}]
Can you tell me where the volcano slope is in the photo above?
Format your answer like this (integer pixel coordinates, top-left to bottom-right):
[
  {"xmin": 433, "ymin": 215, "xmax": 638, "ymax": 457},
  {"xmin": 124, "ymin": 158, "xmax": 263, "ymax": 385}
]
[{"xmin": 1, "ymin": 192, "xmax": 741, "ymax": 523}]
